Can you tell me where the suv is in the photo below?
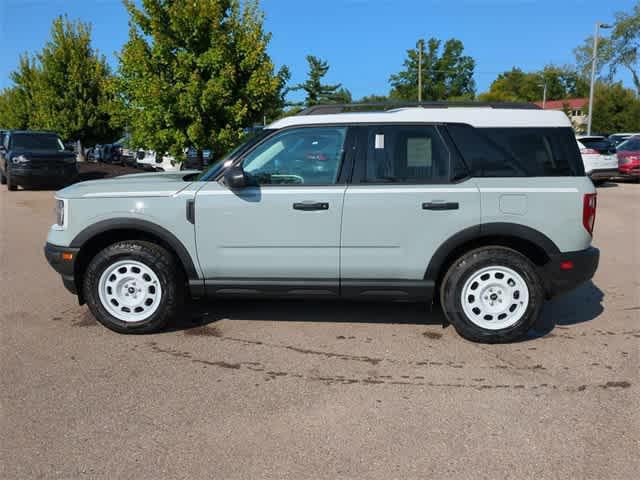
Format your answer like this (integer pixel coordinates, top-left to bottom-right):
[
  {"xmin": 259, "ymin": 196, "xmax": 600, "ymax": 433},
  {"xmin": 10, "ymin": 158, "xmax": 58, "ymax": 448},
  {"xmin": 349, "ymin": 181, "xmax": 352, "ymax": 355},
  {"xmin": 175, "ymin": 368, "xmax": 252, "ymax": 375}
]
[
  {"xmin": 1, "ymin": 130, "xmax": 78, "ymax": 190},
  {"xmin": 44, "ymin": 103, "xmax": 599, "ymax": 343}
]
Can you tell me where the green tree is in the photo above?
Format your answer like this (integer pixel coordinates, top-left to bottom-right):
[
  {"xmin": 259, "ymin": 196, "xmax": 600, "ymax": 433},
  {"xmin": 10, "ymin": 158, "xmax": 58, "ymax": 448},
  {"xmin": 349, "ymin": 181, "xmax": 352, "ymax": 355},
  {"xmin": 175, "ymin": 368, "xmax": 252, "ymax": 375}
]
[
  {"xmin": 389, "ymin": 38, "xmax": 475, "ymax": 101},
  {"xmin": 292, "ymin": 55, "xmax": 348, "ymax": 107},
  {"xmin": 574, "ymin": 4, "xmax": 640, "ymax": 94},
  {"xmin": 0, "ymin": 57, "xmax": 39, "ymax": 130},
  {"xmin": 116, "ymin": 0, "xmax": 289, "ymax": 168},
  {"xmin": 589, "ymin": 82, "xmax": 640, "ymax": 132},
  {"xmin": 33, "ymin": 16, "xmax": 117, "ymax": 154},
  {"xmin": 479, "ymin": 66, "xmax": 588, "ymax": 103}
]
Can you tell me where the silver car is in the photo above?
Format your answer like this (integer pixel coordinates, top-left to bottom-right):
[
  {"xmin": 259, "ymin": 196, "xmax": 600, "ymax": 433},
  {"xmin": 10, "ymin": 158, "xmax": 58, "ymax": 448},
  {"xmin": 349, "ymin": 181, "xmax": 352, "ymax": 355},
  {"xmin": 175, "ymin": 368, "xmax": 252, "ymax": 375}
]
[{"xmin": 44, "ymin": 103, "xmax": 599, "ymax": 343}]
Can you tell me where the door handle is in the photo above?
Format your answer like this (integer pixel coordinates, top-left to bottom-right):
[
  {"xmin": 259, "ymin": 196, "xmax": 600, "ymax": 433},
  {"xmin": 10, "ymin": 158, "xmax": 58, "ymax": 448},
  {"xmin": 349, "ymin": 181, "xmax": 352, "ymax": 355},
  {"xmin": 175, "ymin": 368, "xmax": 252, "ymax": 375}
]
[
  {"xmin": 422, "ymin": 201, "xmax": 459, "ymax": 211},
  {"xmin": 293, "ymin": 201, "xmax": 329, "ymax": 211}
]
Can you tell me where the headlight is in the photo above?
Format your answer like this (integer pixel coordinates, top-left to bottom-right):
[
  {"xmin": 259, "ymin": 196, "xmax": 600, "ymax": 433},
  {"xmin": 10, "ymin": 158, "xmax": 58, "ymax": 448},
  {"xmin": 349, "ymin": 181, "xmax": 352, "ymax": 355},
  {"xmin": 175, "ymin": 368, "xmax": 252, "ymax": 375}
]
[
  {"xmin": 54, "ymin": 199, "xmax": 67, "ymax": 229},
  {"xmin": 12, "ymin": 154, "xmax": 29, "ymax": 164}
]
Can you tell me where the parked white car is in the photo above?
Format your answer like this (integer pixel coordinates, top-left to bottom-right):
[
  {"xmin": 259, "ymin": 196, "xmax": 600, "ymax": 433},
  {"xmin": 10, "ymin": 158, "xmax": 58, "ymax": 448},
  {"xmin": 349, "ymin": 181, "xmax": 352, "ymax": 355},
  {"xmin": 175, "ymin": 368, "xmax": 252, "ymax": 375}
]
[
  {"xmin": 135, "ymin": 150, "xmax": 180, "ymax": 171},
  {"xmin": 576, "ymin": 136, "xmax": 618, "ymax": 185}
]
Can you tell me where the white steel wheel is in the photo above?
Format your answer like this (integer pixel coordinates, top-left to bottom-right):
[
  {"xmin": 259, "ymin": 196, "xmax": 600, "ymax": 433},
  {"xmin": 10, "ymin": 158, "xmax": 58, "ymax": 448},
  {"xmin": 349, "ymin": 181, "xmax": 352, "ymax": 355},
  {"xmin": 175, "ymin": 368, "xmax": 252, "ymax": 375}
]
[
  {"xmin": 460, "ymin": 265, "xmax": 530, "ymax": 330},
  {"xmin": 98, "ymin": 260, "xmax": 163, "ymax": 323}
]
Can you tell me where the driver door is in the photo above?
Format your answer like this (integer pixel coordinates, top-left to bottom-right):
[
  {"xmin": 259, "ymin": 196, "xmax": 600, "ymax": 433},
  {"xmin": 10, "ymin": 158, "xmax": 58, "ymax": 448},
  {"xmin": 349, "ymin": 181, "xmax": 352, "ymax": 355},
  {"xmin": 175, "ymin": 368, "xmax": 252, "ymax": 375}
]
[{"xmin": 194, "ymin": 126, "xmax": 354, "ymax": 294}]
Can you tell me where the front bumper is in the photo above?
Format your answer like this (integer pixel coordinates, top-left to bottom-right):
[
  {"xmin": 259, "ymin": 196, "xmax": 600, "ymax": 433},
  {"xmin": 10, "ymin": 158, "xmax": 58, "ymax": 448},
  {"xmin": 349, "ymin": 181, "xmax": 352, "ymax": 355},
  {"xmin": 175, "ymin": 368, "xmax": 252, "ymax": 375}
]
[
  {"xmin": 540, "ymin": 247, "xmax": 600, "ymax": 298},
  {"xmin": 44, "ymin": 243, "xmax": 80, "ymax": 295},
  {"xmin": 11, "ymin": 168, "xmax": 78, "ymax": 187}
]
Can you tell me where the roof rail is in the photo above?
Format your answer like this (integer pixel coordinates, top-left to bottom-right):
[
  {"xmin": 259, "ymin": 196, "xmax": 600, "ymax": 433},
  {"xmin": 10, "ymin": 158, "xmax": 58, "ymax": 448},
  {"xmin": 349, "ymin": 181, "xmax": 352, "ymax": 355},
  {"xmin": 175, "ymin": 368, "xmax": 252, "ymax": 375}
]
[{"xmin": 297, "ymin": 101, "xmax": 541, "ymax": 116}]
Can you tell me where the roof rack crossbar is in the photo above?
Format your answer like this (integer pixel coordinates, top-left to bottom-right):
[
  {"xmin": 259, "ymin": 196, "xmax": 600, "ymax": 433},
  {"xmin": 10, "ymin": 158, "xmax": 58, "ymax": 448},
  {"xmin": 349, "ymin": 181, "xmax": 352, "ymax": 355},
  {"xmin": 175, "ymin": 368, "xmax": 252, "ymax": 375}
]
[{"xmin": 297, "ymin": 101, "xmax": 541, "ymax": 116}]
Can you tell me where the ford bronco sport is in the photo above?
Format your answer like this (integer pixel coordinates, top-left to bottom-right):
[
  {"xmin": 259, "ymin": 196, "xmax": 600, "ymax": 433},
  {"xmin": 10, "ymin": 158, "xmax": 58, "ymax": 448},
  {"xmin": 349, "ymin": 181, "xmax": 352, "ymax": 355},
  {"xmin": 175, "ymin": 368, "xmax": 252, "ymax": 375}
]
[{"xmin": 44, "ymin": 103, "xmax": 599, "ymax": 343}]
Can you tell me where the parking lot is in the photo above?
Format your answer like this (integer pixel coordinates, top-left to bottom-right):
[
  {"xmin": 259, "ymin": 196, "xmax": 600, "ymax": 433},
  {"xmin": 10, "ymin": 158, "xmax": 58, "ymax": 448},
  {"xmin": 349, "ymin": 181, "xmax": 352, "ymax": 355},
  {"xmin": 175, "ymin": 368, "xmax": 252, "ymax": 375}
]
[{"xmin": 0, "ymin": 182, "xmax": 638, "ymax": 479}]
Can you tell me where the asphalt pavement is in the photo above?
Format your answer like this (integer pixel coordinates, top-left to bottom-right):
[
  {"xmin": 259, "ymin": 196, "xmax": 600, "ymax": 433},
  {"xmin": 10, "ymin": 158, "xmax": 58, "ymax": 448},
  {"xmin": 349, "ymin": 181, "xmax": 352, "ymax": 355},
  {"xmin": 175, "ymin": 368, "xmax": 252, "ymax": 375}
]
[{"xmin": 1, "ymin": 181, "xmax": 638, "ymax": 479}]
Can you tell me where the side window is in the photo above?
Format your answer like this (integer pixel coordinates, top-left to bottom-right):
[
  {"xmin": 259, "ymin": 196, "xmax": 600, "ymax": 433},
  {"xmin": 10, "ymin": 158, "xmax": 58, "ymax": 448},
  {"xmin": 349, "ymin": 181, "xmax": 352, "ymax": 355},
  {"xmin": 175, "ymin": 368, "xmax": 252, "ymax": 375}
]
[
  {"xmin": 447, "ymin": 125, "xmax": 582, "ymax": 177},
  {"xmin": 241, "ymin": 127, "xmax": 347, "ymax": 185},
  {"xmin": 362, "ymin": 125, "xmax": 450, "ymax": 183}
]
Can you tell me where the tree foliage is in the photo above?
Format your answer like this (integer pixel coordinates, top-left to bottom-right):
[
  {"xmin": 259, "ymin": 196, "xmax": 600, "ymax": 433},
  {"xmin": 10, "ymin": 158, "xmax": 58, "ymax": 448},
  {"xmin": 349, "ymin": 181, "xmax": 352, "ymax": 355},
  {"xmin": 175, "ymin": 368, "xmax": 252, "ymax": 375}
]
[
  {"xmin": 589, "ymin": 82, "xmax": 640, "ymax": 133},
  {"xmin": 479, "ymin": 66, "xmax": 589, "ymax": 102},
  {"xmin": 389, "ymin": 38, "xmax": 475, "ymax": 101},
  {"xmin": 574, "ymin": 4, "xmax": 640, "ymax": 94},
  {"xmin": 0, "ymin": 16, "xmax": 115, "ymax": 147},
  {"xmin": 116, "ymin": 0, "xmax": 288, "ymax": 164},
  {"xmin": 292, "ymin": 55, "xmax": 350, "ymax": 107}
]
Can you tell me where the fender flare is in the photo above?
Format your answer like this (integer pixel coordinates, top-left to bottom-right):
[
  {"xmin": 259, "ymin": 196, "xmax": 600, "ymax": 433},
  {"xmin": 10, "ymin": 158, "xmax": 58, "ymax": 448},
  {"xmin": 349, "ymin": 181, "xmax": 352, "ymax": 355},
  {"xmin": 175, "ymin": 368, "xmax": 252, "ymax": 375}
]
[
  {"xmin": 70, "ymin": 218, "xmax": 200, "ymax": 280},
  {"xmin": 424, "ymin": 222, "xmax": 560, "ymax": 282}
]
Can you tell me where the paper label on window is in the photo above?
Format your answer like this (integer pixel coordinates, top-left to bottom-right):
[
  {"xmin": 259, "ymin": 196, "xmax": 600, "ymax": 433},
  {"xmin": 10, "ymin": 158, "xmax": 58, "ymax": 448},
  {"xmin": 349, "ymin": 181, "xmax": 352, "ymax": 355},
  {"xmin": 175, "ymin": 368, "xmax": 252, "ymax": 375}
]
[
  {"xmin": 375, "ymin": 134, "xmax": 384, "ymax": 149},
  {"xmin": 407, "ymin": 137, "xmax": 432, "ymax": 167}
]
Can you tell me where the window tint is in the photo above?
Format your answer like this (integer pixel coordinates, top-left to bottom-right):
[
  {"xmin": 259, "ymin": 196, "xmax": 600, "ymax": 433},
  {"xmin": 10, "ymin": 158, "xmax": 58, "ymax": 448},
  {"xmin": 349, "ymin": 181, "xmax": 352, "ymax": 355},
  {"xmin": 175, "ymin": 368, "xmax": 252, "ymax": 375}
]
[
  {"xmin": 242, "ymin": 127, "xmax": 346, "ymax": 185},
  {"xmin": 578, "ymin": 138, "xmax": 615, "ymax": 154},
  {"xmin": 11, "ymin": 133, "xmax": 65, "ymax": 152},
  {"xmin": 617, "ymin": 138, "xmax": 640, "ymax": 152},
  {"xmin": 447, "ymin": 125, "xmax": 584, "ymax": 177},
  {"xmin": 361, "ymin": 125, "xmax": 450, "ymax": 183}
]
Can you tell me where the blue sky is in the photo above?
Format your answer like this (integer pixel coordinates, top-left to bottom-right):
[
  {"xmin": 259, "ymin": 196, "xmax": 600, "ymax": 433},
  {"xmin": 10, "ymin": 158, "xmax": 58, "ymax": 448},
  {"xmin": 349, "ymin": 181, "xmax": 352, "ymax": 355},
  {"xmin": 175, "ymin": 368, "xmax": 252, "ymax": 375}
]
[{"xmin": 0, "ymin": 0, "xmax": 636, "ymax": 101}]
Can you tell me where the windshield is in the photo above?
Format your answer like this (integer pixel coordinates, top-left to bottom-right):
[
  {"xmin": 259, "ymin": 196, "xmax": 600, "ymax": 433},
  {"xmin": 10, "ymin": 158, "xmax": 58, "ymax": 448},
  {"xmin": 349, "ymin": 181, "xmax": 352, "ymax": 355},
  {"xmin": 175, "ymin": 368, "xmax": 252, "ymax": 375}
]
[
  {"xmin": 11, "ymin": 133, "xmax": 65, "ymax": 152},
  {"xmin": 195, "ymin": 130, "xmax": 272, "ymax": 181},
  {"xmin": 617, "ymin": 137, "xmax": 640, "ymax": 152}
]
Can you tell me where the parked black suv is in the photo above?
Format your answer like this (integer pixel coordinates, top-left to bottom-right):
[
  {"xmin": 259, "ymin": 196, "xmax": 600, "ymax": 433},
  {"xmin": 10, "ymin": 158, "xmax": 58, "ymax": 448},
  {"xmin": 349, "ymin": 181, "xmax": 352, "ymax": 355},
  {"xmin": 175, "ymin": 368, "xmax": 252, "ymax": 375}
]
[{"xmin": 0, "ymin": 131, "xmax": 78, "ymax": 191}]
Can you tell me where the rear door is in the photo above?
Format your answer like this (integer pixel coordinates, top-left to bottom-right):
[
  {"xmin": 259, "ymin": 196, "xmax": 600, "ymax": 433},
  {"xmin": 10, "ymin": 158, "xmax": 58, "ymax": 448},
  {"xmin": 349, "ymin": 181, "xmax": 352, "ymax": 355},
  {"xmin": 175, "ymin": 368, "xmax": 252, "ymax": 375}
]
[{"xmin": 340, "ymin": 124, "xmax": 480, "ymax": 298}]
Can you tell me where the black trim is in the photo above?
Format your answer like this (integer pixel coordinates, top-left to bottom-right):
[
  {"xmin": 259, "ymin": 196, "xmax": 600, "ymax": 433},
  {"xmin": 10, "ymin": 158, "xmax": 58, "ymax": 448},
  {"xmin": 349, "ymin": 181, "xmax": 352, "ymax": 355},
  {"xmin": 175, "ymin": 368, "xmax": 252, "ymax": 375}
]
[
  {"xmin": 205, "ymin": 278, "xmax": 340, "ymax": 299},
  {"xmin": 423, "ymin": 201, "xmax": 459, "ymax": 210},
  {"xmin": 186, "ymin": 199, "xmax": 195, "ymax": 224},
  {"xmin": 424, "ymin": 223, "xmax": 561, "ymax": 282},
  {"xmin": 44, "ymin": 243, "xmax": 80, "ymax": 295},
  {"xmin": 341, "ymin": 279, "xmax": 434, "ymax": 300},
  {"xmin": 540, "ymin": 247, "xmax": 599, "ymax": 297},
  {"xmin": 70, "ymin": 218, "xmax": 200, "ymax": 280},
  {"xmin": 202, "ymin": 278, "xmax": 434, "ymax": 301},
  {"xmin": 298, "ymin": 102, "xmax": 540, "ymax": 115}
]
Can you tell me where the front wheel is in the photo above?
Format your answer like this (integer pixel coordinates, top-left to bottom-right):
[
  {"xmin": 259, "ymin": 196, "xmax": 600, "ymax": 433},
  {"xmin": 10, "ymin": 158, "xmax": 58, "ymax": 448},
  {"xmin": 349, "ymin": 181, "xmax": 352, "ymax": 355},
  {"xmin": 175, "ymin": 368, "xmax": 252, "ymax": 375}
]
[
  {"xmin": 83, "ymin": 240, "xmax": 183, "ymax": 333},
  {"xmin": 440, "ymin": 247, "xmax": 544, "ymax": 343},
  {"xmin": 6, "ymin": 171, "xmax": 17, "ymax": 191}
]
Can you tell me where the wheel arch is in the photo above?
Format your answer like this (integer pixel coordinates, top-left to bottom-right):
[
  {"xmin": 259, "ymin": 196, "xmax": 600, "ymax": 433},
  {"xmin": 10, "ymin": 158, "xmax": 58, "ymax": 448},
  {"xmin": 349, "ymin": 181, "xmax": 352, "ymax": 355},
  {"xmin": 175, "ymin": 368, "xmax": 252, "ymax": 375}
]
[
  {"xmin": 425, "ymin": 223, "xmax": 560, "ymax": 295},
  {"xmin": 70, "ymin": 218, "xmax": 200, "ymax": 303}
]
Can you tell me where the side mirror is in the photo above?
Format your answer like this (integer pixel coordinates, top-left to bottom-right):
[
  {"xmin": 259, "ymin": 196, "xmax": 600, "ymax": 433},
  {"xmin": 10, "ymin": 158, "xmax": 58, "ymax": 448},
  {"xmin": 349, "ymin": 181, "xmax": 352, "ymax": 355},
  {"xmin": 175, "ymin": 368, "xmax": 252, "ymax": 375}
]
[{"xmin": 223, "ymin": 166, "xmax": 249, "ymax": 189}]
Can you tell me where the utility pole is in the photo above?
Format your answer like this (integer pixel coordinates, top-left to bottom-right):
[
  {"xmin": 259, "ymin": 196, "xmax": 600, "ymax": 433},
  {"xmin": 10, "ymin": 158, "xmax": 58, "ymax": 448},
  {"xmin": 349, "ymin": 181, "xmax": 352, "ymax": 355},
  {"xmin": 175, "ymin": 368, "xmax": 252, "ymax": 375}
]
[
  {"xmin": 418, "ymin": 39, "xmax": 423, "ymax": 103},
  {"xmin": 541, "ymin": 81, "xmax": 547, "ymax": 109},
  {"xmin": 587, "ymin": 22, "xmax": 612, "ymax": 135}
]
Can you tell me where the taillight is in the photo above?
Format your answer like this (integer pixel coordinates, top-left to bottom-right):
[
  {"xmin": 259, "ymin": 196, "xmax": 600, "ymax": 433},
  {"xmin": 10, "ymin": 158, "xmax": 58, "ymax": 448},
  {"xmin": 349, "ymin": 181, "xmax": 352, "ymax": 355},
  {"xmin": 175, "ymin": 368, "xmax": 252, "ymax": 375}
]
[
  {"xmin": 581, "ymin": 148, "xmax": 599, "ymax": 155},
  {"xmin": 583, "ymin": 193, "xmax": 597, "ymax": 236}
]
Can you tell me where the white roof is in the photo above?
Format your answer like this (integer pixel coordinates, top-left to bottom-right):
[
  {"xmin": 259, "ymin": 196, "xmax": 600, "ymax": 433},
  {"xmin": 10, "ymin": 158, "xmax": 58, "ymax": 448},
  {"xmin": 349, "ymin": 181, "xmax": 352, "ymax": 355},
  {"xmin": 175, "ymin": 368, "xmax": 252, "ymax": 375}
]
[{"xmin": 268, "ymin": 107, "xmax": 572, "ymax": 129}]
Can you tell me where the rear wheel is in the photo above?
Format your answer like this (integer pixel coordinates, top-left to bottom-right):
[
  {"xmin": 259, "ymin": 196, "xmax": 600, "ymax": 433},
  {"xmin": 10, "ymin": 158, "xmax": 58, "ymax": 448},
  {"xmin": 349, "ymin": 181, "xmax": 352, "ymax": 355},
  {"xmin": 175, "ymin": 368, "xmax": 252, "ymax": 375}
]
[
  {"xmin": 440, "ymin": 247, "xmax": 544, "ymax": 343},
  {"xmin": 0, "ymin": 170, "xmax": 6, "ymax": 185},
  {"xmin": 83, "ymin": 240, "xmax": 183, "ymax": 333}
]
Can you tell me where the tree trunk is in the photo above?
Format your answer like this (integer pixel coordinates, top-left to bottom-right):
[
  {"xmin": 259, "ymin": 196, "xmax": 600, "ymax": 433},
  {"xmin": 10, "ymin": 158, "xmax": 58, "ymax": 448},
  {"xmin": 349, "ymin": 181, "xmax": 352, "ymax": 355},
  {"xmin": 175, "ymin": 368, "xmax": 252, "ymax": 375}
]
[{"xmin": 77, "ymin": 140, "xmax": 86, "ymax": 162}]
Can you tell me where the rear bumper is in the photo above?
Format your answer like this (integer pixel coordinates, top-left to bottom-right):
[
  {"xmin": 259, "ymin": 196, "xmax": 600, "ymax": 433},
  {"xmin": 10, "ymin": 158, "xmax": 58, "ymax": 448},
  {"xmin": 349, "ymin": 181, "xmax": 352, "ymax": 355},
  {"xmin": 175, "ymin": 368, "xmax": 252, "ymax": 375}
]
[
  {"xmin": 588, "ymin": 168, "xmax": 619, "ymax": 180},
  {"xmin": 44, "ymin": 243, "xmax": 80, "ymax": 295},
  {"xmin": 540, "ymin": 247, "xmax": 600, "ymax": 298},
  {"xmin": 618, "ymin": 165, "xmax": 640, "ymax": 178}
]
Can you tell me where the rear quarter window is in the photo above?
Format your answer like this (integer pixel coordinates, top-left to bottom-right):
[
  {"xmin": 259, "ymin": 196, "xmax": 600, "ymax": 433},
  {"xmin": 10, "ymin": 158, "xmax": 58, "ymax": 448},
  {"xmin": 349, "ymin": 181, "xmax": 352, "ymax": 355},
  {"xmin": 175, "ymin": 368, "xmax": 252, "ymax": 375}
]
[{"xmin": 446, "ymin": 125, "xmax": 584, "ymax": 177}]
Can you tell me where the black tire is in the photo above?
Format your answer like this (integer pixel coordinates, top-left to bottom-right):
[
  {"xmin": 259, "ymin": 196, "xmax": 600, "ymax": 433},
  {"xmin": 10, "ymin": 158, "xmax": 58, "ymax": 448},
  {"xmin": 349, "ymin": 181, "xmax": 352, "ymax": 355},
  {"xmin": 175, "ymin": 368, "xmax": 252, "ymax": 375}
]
[
  {"xmin": 440, "ymin": 246, "xmax": 544, "ymax": 343},
  {"xmin": 83, "ymin": 240, "xmax": 184, "ymax": 334},
  {"xmin": 0, "ymin": 170, "xmax": 6, "ymax": 185},
  {"xmin": 6, "ymin": 171, "xmax": 17, "ymax": 191},
  {"xmin": 592, "ymin": 179, "xmax": 605, "ymax": 187}
]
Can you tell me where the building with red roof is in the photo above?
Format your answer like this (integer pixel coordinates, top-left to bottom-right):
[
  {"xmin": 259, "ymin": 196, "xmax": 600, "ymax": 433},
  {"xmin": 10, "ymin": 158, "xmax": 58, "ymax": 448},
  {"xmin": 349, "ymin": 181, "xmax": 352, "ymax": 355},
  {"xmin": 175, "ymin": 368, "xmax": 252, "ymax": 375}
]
[{"xmin": 534, "ymin": 98, "xmax": 587, "ymax": 133}]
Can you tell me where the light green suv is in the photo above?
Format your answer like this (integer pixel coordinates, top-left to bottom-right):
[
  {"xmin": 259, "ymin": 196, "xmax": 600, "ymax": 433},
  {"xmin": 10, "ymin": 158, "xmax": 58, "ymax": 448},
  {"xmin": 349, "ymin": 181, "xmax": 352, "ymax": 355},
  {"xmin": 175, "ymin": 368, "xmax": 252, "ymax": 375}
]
[{"xmin": 45, "ymin": 103, "xmax": 600, "ymax": 342}]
